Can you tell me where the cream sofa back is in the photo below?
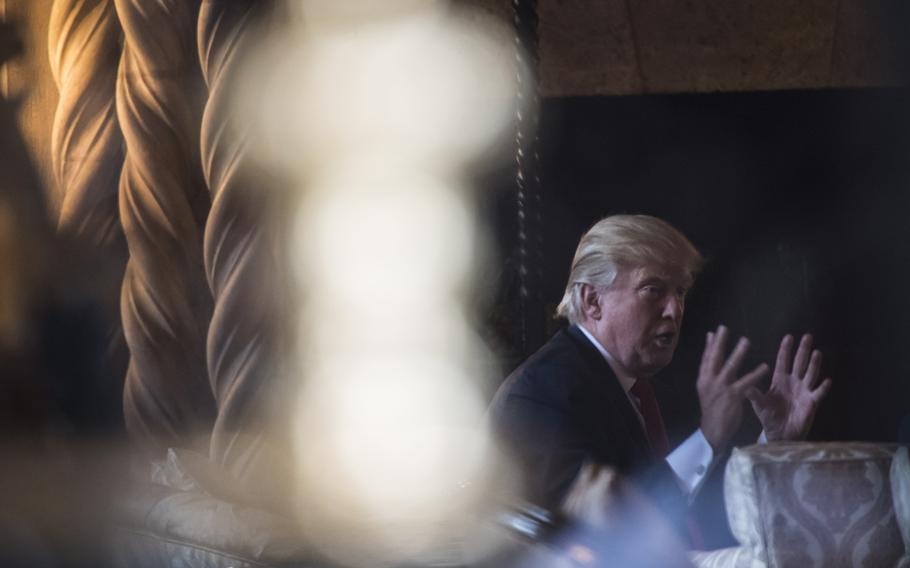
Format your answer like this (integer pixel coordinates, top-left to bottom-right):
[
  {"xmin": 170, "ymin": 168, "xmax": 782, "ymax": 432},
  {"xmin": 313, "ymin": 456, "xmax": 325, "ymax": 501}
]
[{"xmin": 723, "ymin": 442, "xmax": 906, "ymax": 568}]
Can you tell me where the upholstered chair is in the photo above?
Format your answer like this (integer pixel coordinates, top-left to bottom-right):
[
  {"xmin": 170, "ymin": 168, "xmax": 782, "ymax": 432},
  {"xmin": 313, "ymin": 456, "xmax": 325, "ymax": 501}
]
[{"xmin": 692, "ymin": 442, "xmax": 909, "ymax": 568}]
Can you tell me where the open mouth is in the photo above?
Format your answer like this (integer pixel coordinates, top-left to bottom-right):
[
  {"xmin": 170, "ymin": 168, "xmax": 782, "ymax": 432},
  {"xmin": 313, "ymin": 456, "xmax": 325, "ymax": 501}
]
[{"xmin": 654, "ymin": 332, "xmax": 676, "ymax": 347}]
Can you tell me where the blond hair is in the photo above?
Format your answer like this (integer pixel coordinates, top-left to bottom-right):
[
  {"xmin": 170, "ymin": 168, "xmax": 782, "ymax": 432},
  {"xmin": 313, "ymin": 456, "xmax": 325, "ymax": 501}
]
[{"xmin": 556, "ymin": 215, "xmax": 703, "ymax": 325}]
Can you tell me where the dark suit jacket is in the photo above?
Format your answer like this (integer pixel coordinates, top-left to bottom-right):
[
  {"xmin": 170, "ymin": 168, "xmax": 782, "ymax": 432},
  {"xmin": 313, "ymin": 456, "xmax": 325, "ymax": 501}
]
[{"xmin": 489, "ymin": 324, "xmax": 688, "ymax": 526}]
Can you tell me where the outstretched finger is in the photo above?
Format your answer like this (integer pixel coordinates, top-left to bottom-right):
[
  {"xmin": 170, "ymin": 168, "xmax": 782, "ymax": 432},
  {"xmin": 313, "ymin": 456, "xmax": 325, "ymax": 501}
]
[
  {"xmin": 720, "ymin": 337, "xmax": 751, "ymax": 380},
  {"xmin": 793, "ymin": 334, "xmax": 813, "ymax": 377},
  {"xmin": 707, "ymin": 325, "xmax": 729, "ymax": 374},
  {"xmin": 804, "ymin": 350, "xmax": 822, "ymax": 387},
  {"xmin": 700, "ymin": 331, "xmax": 715, "ymax": 376},
  {"xmin": 735, "ymin": 363, "xmax": 770, "ymax": 395},
  {"xmin": 810, "ymin": 377, "xmax": 832, "ymax": 402},
  {"xmin": 775, "ymin": 334, "xmax": 794, "ymax": 376}
]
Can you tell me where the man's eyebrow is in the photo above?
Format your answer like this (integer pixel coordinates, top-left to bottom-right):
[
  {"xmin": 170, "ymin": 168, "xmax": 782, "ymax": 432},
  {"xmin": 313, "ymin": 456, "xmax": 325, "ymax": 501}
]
[{"xmin": 637, "ymin": 275, "xmax": 667, "ymax": 287}]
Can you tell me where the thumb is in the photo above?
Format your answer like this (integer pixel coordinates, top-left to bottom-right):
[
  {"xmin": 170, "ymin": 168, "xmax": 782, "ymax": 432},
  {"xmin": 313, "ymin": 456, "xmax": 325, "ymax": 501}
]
[{"xmin": 745, "ymin": 386, "xmax": 768, "ymax": 406}]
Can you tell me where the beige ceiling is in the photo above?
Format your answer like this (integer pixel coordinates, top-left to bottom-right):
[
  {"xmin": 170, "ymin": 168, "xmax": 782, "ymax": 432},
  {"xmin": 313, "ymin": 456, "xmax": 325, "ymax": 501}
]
[
  {"xmin": 1, "ymin": 0, "xmax": 904, "ymax": 206},
  {"xmin": 462, "ymin": 0, "xmax": 905, "ymax": 96}
]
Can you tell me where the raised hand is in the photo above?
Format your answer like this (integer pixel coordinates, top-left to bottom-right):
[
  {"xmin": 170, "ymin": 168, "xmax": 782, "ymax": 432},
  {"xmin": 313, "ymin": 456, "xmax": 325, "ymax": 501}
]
[
  {"xmin": 746, "ymin": 334, "xmax": 832, "ymax": 441},
  {"xmin": 698, "ymin": 325, "xmax": 770, "ymax": 453}
]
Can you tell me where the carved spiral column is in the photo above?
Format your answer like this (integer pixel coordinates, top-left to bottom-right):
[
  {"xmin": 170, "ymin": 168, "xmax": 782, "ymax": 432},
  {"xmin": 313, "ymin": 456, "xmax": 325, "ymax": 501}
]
[
  {"xmin": 48, "ymin": 0, "xmax": 128, "ymax": 410},
  {"xmin": 49, "ymin": 0, "xmax": 123, "ymax": 246},
  {"xmin": 116, "ymin": 0, "xmax": 216, "ymax": 457},
  {"xmin": 198, "ymin": 0, "xmax": 281, "ymax": 481}
]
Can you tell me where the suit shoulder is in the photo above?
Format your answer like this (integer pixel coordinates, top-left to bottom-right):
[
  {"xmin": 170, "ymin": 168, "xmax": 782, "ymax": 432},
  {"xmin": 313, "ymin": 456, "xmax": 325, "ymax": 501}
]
[{"xmin": 492, "ymin": 331, "xmax": 592, "ymax": 411}]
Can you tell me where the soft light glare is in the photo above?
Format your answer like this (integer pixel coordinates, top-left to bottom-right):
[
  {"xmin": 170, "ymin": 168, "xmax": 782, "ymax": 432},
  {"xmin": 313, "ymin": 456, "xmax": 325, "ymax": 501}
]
[
  {"xmin": 292, "ymin": 166, "xmax": 477, "ymax": 309},
  {"xmin": 245, "ymin": 1, "xmax": 518, "ymax": 178},
  {"xmin": 243, "ymin": 1, "xmax": 528, "ymax": 565},
  {"xmin": 294, "ymin": 354, "xmax": 496, "ymax": 566},
  {"xmin": 296, "ymin": 357, "xmax": 489, "ymax": 516}
]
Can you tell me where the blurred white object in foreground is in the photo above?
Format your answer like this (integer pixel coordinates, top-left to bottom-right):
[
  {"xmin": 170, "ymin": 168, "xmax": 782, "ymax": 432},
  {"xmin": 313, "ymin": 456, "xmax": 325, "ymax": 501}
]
[
  {"xmin": 249, "ymin": 0, "xmax": 517, "ymax": 177},
  {"xmin": 243, "ymin": 1, "xmax": 525, "ymax": 565}
]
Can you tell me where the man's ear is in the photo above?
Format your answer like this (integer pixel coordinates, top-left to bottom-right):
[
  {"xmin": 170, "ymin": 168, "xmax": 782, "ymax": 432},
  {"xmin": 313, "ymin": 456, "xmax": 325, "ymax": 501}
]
[{"xmin": 579, "ymin": 284, "xmax": 601, "ymax": 320}]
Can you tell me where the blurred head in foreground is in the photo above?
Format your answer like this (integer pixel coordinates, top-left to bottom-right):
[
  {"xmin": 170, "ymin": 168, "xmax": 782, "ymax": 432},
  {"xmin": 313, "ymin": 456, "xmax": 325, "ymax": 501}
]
[{"xmin": 506, "ymin": 464, "xmax": 693, "ymax": 568}]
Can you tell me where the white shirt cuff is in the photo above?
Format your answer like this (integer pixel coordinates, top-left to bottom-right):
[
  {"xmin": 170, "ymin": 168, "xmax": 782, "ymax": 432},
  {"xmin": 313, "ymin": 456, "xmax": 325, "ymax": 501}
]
[{"xmin": 666, "ymin": 429, "xmax": 715, "ymax": 498}]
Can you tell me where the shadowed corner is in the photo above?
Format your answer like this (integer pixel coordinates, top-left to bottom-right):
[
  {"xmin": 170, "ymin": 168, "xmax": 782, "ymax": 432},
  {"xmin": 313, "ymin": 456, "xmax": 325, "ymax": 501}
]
[
  {"xmin": 0, "ymin": 21, "xmax": 22, "ymax": 64},
  {"xmin": 0, "ymin": 19, "xmax": 49, "ymax": 238},
  {"xmin": 0, "ymin": 16, "xmax": 132, "ymax": 568}
]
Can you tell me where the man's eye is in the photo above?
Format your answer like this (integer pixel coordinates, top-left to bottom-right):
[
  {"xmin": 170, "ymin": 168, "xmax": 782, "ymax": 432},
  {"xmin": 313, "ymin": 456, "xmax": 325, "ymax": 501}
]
[{"xmin": 642, "ymin": 285, "xmax": 662, "ymax": 296}]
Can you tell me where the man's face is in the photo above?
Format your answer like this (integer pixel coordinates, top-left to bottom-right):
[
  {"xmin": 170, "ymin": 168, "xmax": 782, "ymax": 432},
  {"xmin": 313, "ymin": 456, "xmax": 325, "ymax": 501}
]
[{"xmin": 589, "ymin": 264, "xmax": 692, "ymax": 378}]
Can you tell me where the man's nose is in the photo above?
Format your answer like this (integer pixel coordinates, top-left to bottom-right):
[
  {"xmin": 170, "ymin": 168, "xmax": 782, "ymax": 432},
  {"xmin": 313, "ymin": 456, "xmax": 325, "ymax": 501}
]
[{"xmin": 663, "ymin": 296, "xmax": 683, "ymax": 321}]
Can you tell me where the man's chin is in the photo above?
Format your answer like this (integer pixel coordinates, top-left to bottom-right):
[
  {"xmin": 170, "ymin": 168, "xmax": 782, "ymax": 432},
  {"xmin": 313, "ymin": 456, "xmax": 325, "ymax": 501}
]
[{"xmin": 638, "ymin": 352, "xmax": 674, "ymax": 377}]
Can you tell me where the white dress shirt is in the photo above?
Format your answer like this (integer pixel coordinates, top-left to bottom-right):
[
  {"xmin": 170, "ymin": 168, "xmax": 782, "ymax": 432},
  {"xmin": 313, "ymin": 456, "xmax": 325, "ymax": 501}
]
[{"xmin": 576, "ymin": 324, "xmax": 715, "ymax": 498}]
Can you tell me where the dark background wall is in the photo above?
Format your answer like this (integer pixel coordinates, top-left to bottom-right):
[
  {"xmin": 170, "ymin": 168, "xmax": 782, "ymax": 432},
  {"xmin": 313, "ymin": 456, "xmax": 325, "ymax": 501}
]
[
  {"xmin": 483, "ymin": 87, "xmax": 910, "ymax": 545},
  {"xmin": 536, "ymin": 87, "xmax": 910, "ymax": 444}
]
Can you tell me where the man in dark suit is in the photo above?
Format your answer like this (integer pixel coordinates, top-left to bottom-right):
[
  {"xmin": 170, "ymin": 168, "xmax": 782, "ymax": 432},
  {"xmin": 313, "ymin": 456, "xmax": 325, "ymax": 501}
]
[{"xmin": 489, "ymin": 214, "xmax": 832, "ymax": 536}]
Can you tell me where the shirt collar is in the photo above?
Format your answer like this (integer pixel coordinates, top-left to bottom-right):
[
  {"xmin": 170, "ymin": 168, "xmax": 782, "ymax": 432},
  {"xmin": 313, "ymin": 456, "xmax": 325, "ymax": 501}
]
[{"xmin": 575, "ymin": 324, "xmax": 638, "ymax": 394}]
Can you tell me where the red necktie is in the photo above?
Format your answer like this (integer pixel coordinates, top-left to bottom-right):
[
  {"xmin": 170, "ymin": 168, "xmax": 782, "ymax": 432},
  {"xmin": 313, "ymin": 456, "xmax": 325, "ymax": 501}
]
[
  {"xmin": 629, "ymin": 379, "xmax": 671, "ymax": 459},
  {"xmin": 631, "ymin": 379, "xmax": 705, "ymax": 549}
]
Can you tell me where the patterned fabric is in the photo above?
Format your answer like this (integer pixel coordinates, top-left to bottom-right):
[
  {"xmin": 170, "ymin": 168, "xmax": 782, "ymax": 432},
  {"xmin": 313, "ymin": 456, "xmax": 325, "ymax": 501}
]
[
  {"xmin": 689, "ymin": 546, "xmax": 760, "ymax": 568},
  {"xmin": 710, "ymin": 442, "xmax": 906, "ymax": 568}
]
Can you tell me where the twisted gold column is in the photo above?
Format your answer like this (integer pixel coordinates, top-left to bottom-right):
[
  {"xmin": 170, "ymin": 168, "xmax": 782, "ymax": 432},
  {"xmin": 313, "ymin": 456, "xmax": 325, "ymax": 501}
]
[
  {"xmin": 48, "ymin": 0, "xmax": 128, "ymax": 414},
  {"xmin": 49, "ymin": 0, "xmax": 123, "ymax": 246},
  {"xmin": 116, "ymin": 0, "xmax": 215, "ymax": 456},
  {"xmin": 198, "ymin": 0, "xmax": 282, "ymax": 483}
]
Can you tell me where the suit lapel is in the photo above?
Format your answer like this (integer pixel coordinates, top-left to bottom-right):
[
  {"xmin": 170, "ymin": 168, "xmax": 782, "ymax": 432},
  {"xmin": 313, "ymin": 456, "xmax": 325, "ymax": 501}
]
[
  {"xmin": 564, "ymin": 326, "xmax": 654, "ymax": 470},
  {"xmin": 561, "ymin": 327, "xmax": 689, "ymax": 532}
]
